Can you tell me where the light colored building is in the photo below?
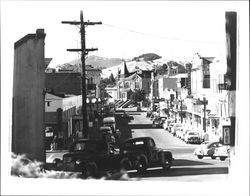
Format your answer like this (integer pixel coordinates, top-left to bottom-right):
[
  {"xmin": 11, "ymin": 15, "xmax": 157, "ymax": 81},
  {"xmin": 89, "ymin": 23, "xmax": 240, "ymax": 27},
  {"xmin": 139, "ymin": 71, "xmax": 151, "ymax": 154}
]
[
  {"xmin": 105, "ymin": 86, "xmax": 118, "ymax": 103},
  {"xmin": 209, "ymin": 55, "xmax": 231, "ymax": 138},
  {"xmin": 117, "ymin": 61, "xmax": 152, "ymax": 101},
  {"xmin": 181, "ymin": 53, "xmax": 216, "ymax": 139},
  {"xmin": 44, "ymin": 93, "xmax": 82, "ymax": 149}
]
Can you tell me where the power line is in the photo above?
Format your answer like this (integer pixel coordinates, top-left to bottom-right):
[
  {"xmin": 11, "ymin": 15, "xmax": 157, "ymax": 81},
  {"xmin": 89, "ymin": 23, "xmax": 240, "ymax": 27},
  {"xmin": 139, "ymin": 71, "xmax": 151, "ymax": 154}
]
[{"xmin": 102, "ymin": 23, "xmax": 224, "ymax": 45}]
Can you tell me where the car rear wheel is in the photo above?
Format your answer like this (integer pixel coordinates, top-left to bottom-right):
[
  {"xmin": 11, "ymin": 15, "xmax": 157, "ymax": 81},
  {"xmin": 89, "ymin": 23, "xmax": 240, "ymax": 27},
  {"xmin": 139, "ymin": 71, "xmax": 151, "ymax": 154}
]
[
  {"xmin": 197, "ymin": 155, "xmax": 203, "ymax": 159},
  {"xmin": 220, "ymin": 157, "xmax": 226, "ymax": 161},
  {"xmin": 135, "ymin": 154, "xmax": 148, "ymax": 173},
  {"xmin": 161, "ymin": 153, "xmax": 172, "ymax": 170},
  {"xmin": 119, "ymin": 158, "xmax": 132, "ymax": 171}
]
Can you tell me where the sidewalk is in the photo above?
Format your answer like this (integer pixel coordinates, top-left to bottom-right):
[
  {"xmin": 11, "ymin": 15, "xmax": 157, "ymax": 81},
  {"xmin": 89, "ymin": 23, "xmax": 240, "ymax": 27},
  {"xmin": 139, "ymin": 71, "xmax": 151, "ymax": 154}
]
[{"xmin": 46, "ymin": 149, "xmax": 69, "ymax": 153}]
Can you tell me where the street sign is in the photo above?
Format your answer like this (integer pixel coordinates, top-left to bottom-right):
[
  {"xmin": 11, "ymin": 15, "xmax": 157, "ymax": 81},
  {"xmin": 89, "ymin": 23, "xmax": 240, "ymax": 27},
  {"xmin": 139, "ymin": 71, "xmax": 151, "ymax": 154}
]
[{"xmin": 222, "ymin": 126, "xmax": 231, "ymax": 145}]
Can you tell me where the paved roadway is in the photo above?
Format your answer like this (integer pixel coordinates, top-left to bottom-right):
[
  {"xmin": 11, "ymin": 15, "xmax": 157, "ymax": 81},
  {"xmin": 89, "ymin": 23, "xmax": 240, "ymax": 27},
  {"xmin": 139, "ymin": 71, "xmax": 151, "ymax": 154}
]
[
  {"xmin": 125, "ymin": 111, "xmax": 229, "ymax": 181},
  {"xmin": 46, "ymin": 110, "xmax": 229, "ymax": 181}
]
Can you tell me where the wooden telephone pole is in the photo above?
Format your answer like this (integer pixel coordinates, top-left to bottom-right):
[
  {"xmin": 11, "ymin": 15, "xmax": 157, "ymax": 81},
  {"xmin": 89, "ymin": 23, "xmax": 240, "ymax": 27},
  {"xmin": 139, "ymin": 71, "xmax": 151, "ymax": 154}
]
[{"xmin": 62, "ymin": 11, "xmax": 102, "ymax": 138}]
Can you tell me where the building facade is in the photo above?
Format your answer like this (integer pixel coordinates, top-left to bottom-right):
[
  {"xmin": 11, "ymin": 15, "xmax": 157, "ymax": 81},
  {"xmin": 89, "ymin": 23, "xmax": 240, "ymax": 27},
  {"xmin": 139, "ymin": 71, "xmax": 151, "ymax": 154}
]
[
  {"xmin": 12, "ymin": 29, "xmax": 49, "ymax": 162},
  {"xmin": 117, "ymin": 62, "xmax": 153, "ymax": 101},
  {"xmin": 45, "ymin": 93, "xmax": 82, "ymax": 149}
]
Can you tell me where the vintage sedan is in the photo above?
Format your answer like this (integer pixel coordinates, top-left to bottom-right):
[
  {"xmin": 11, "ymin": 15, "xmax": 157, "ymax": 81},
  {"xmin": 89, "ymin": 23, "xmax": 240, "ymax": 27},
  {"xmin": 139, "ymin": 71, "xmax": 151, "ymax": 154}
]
[
  {"xmin": 194, "ymin": 141, "xmax": 229, "ymax": 161},
  {"xmin": 119, "ymin": 137, "xmax": 174, "ymax": 172},
  {"xmin": 184, "ymin": 131, "xmax": 202, "ymax": 144}
]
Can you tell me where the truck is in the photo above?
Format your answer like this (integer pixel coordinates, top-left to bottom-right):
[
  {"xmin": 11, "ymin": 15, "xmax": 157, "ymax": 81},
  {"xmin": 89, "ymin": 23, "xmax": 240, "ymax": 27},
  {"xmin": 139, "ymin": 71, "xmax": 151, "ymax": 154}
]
[
  {"xmin": 119, "ymin": 137, "xmax": 174, "ymax": 172},
  {"xmin": 57, "ymin": 139, "xmax": 123, "ymax": 178}
]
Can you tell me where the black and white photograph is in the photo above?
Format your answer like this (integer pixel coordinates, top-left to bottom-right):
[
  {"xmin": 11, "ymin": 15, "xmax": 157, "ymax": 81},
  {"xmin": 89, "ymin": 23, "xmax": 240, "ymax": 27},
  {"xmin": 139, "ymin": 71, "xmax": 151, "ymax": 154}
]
[{"xmin": 1, "ymin": 1, "xmax": 249, "ymax": 195}]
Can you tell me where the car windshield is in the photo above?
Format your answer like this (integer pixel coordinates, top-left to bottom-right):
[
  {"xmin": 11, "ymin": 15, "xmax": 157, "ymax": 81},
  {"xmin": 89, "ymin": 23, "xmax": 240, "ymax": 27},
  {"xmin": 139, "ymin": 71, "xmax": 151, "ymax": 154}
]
[
  {"xmin": 189, "ymin": 132, "xmax": 199, "ymax": 135},
  {"xmin": 73, "ymin": 141, "xmax": 107, "ymax": 153},
  {"xmin": 124, "ymin": 140, "xmax": 145, "ymax": 148}
]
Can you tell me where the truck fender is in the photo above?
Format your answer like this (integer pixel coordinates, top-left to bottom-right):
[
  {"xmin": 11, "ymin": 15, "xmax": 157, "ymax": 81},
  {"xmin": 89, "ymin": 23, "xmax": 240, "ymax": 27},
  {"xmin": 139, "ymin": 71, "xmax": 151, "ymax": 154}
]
[
  {"xmin": 82, "ymin": 162, "xmax": 98, "ymax": 178},
  {"xmin": 119, "ymin": 157, "xmax": 132, "ymax": 170},
  {"xmin": 134, "ymin": 153, "xmax": 148, "ymax": 172},
  {"xmin": 163, "ymin": 151, "xmax": 173, "ymax": 161}
]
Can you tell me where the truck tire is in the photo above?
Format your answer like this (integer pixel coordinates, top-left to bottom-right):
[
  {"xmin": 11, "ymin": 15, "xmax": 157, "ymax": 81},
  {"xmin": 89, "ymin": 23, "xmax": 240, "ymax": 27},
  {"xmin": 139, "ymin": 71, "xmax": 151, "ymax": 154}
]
[
  {"xmin": 135, "ymin": 154, "xmax": 148, "ymax": 173},
  {"xmin": 82, "ymin": 162, "xmax": 98, "ymax": 178},
  {"xmin": 160, "ymin": 152, "xmax": 172, "ymax": 170},
  {"xmin": 119, "ymin": 158, "xmax": 132, "ymax": 170}
]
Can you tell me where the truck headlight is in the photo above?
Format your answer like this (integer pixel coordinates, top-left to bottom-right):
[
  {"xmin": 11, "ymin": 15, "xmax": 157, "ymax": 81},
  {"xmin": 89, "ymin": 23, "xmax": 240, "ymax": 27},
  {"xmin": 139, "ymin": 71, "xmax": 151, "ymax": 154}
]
[
  {"xmin": 75, "ymin": 160, "xmax": 81, "ymax": 165},
  {"xmin": 63, "ymin": 157, "xmax": 72, "ymax": 163}
]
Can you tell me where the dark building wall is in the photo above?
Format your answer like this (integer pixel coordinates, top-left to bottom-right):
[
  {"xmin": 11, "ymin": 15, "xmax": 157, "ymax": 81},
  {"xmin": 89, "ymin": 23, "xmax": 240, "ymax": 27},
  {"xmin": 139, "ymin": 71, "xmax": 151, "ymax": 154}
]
[
  {"xmin": 142, "ymin": 78, "xmax": 151, "ymax": 94},
  {"xmin": 12, "ymin": 29, "xmax": 47, "ymax": 162},
  {"xmin": 45, "ymin": 72, "xmax": 81, "ymax": 95}
]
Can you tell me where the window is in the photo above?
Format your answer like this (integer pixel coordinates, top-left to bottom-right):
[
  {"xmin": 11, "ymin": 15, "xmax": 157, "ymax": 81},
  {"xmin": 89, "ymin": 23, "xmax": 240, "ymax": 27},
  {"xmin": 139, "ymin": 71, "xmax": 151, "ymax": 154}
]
[
  {"xmin": 124, "ymin": 82, "xmax": 130, "ymax": 89},
  {"xmin": 46, "ymin": 101, "xmax": 51, "ymax": 107}
]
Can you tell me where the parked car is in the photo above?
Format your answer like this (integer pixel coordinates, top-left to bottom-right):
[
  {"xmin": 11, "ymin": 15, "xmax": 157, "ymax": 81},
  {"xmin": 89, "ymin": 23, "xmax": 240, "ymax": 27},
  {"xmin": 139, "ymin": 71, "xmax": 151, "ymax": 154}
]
[
  {"xmin": 181, "ymin": 129, "xmax": 192, "ymax": 141},
  {"xmin": 213, "ymin": 145, "xmax": 230, "ymax": 161},
  {"xmin": 184, "ymin": 131, "xmax": 202, "ymax": 144},
  {"xmin": 99, "ymin": 126, "xmax": 116, "ymax": 144},
  {"xmin": 152, "ymin": 116, "xmax": 162, "ymax": 128},
  {"xmin": 103, "ymin": 116, "xmax": 116, "ymax": 133},
  {"xmin": 167, "ymin": 122, "xmax": 175, "ymax": 132},
  {"xmin": 193, "ymin": 141, "xmax": 229, "ymax": 160},
  {"xmin": 120, "ymin": 137, "xmax": 174, "ymax": 172},
  {"xmin": 60, "ymin": 139, "xmax": 123, "ymax": 178},
  {"xmin": 146, "ymin": 110, "xmax": 153, "ymax": 117},
  {"xmin": 175, "ymin": 129, "xmax": 183, "ymax": 139},
  {"xmin": 171, "ymin": 123, "xmax": 182, "ymax": 136}
]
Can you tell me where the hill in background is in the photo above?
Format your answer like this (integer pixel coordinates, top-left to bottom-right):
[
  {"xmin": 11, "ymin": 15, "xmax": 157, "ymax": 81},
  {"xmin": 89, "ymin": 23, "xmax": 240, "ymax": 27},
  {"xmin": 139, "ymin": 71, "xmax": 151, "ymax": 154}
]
[{"xmin": 56, "ymin": 55, "xmax": 123, "ymax": 71}]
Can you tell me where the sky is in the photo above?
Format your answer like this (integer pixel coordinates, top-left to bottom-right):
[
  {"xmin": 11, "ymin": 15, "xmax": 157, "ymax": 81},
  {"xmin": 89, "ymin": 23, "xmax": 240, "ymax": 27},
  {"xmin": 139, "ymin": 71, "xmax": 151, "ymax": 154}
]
[
  {"xmin": 1, "ymin": 1, "xmax": 249, "ymax": 195},
  {"xmin": 2, "ymin": 1, "xmax": 247, "ymax": 68}
]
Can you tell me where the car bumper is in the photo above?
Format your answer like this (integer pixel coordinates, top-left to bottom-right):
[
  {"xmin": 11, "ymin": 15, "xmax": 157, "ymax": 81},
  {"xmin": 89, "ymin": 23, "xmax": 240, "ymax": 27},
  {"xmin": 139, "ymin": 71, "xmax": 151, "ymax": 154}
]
[
  {"xmin": 213, "ymin": 153, "xmax": 228, "ymax": 157},
  {"xmin": 188, "ymin": 139, "xmax": 201, "ymax": 143}
]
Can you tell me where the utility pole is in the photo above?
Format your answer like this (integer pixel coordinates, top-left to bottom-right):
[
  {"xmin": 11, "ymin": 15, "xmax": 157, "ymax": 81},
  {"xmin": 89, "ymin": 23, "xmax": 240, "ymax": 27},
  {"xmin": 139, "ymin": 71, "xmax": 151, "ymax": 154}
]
[
  {"xmin": 200, "ymin": 97, "xmax": 208, "ymax": 133},
  {"xmin": 180, "ymin": 99, "xmax": 183, "ymax": 123},
  {"xmin": 62, "ymin": 11, "xmax": 102, "ymax": 138}
]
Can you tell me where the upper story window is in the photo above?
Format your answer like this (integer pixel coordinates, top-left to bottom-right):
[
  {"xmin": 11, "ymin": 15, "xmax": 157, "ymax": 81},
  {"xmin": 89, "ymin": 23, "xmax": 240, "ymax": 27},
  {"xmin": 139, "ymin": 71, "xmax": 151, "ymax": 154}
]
[
  {"xmin": 46, "ymin": 101, "xmax": 51, "ymax": 107},
  {"xmin": 124, "ymin": 81, "xmax": 130, "ymax": 89}
]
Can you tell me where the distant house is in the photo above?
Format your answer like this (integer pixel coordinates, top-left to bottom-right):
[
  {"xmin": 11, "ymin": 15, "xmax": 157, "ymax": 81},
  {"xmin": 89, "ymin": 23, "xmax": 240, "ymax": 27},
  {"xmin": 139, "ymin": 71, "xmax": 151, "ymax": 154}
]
[{"xmin": 117, "ymin": 61, "xmax": 153, "ymax": 100}]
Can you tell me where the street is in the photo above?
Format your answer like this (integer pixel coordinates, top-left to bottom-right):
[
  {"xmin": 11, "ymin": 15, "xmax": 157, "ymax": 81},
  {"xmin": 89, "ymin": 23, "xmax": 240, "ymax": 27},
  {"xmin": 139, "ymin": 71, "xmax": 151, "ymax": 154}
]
[
  {"xmin": 124, "ymin": 110, "xmax": 229, "ymax": 181},
  {"xmin": 46, "ymin": 110, "xmax": 229, "ymax": 181}
]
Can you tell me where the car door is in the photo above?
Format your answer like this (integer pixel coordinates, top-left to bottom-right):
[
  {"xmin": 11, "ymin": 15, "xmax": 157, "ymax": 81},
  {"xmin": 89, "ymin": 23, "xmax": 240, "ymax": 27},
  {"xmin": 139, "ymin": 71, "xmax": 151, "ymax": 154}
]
[
  {"xmin": 207, "ymin": 142, "xmax": 219, "ymax": 156},
  {"xmin": 147, "ymin": 139, "xmax": 158, "ymax": 162}
]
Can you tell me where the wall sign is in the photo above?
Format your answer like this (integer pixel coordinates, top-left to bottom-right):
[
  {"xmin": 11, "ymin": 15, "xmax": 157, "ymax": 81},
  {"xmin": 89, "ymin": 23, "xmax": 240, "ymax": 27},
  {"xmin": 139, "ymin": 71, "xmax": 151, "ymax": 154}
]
[{"xmin": 222, "ymin": 125, "xmax": 231, "ymax": 145}]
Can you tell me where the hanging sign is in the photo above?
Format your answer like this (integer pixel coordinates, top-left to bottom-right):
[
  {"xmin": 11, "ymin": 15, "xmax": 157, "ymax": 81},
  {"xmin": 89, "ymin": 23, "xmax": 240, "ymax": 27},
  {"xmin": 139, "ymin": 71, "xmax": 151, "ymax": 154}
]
[{"xmin": 222, "ymin": 125, "xmax": 231, "ymax": 145}]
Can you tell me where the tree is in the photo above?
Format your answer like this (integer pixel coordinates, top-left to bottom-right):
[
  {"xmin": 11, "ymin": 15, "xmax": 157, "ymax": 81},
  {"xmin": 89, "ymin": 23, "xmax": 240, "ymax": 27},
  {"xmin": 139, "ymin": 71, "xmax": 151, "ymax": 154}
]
[
  {"xmin": 129, "ymin": 89, "xmax": 146, "ymax": 104},
  {"xmin": 109, "ymin": 73, "xmax": 116, "ymax": 84}
]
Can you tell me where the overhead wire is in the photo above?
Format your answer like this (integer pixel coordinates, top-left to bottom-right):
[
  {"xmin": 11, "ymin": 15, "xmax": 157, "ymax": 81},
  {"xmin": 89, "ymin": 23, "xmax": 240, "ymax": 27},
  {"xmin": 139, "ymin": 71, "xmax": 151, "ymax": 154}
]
[{"xmin": 102, "ymin": 23, "xmax": 224, "ymax": 45}]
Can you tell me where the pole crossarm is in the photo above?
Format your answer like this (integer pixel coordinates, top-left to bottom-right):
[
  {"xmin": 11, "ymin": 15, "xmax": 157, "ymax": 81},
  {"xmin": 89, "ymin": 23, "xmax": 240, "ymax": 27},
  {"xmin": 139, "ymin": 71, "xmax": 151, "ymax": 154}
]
[
  {"xmin": 67, "ymin": 49, "xmax": 81, "ymax": 52},
  {"xmin": 67, "ymin": 48, "xmax": 98, "ymax": 55},
  {"xmin": 61, "ymin": 10, "xmax": 102, "ymax": 139},
  {"xmin": 61, "ymin": 21, "xmax": 81, "ymax": 25},
  {"xmin": 84, "ymin": 21, "xmax": 102, "ymax": 25},
  {"xmin": 62, "ymin": 21, "xmax": 102, "ymax": 26}
]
